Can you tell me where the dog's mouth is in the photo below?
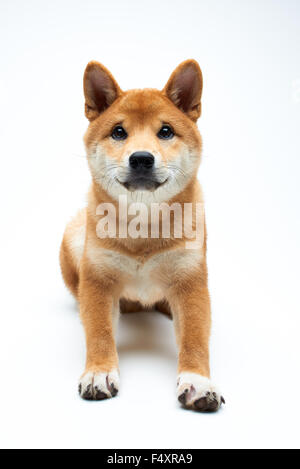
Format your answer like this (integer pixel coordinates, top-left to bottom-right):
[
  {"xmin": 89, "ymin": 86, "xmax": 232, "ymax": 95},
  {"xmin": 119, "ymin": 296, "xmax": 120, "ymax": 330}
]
[{"xmin": 117, "ymin": 177, "xmax": 168, "ymax": 192}]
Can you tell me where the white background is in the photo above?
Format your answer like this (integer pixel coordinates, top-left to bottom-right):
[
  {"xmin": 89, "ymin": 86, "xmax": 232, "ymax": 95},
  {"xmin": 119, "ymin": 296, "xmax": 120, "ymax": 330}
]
[{"xmin": 0, "ymin": 0, "xmax": 299, "ymax": 450}]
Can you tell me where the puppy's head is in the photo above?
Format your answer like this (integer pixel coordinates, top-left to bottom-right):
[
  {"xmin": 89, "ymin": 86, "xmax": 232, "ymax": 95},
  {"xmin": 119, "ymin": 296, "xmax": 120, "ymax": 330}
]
[{"xmin": 83, "ymin": 60, "xmax": 203, "ymax": 203}]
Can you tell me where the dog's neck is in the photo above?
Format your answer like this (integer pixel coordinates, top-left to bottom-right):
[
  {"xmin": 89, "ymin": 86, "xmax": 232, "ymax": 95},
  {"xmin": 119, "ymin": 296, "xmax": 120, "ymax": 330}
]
[{"xmin": 86, "ymin": 179, "xmax": 203, "ymax": 258}]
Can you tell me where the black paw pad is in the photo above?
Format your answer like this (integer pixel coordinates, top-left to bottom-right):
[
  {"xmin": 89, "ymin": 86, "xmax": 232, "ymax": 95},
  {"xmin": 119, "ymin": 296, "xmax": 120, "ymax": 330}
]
[
  {"xmin": 194, "ymin": 394, "xmax": 220, "ymax": 412},
  {"xmin": 194, "ymin": 397, "xmax": 208, "ymax": 411},
  {"xmin": 110, "ymin": 383, "xmax": 119, "ymax": 397},
  {"xmin": 81, "ymin": 384, "xmax": 94, "ymax": 401},
  {"xmin": 94, "ymin": 387, "xmax": 108, "ymax": 400},
  {"xmin": 178, "ymin": 388, "xmax": 189, "ymax": 406}
]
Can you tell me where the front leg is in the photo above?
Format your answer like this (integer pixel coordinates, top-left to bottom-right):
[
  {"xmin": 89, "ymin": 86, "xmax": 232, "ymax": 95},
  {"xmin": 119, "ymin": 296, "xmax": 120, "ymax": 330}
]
[
  {"xmin": 78, "ymin": 268, "xmax": 120, "ymax": 401},
  {"xmin": 168, "ymin": 275, "xmax": 225, "ymax": 412}
]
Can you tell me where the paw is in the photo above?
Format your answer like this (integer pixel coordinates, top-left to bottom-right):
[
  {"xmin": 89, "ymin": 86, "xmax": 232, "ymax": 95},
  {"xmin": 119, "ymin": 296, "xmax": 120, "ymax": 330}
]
[
  {"xmin": 177, "ymin": 372, "xmax": 225, "ymax": 412},
  {"xmin": 78, "ymin": 369, "xmax": 119, "ymax": 401}
]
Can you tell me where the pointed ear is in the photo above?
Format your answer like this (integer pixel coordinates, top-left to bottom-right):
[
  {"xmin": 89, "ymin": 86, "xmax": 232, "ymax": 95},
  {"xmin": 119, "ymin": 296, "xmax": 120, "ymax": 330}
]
[
  {"xmin": 83, "ymin": 61, "xmax": 122, "ymax": 121},
  {"xmin": 163, "ymin": 60, "xmax": 203, "ymax": 121}
]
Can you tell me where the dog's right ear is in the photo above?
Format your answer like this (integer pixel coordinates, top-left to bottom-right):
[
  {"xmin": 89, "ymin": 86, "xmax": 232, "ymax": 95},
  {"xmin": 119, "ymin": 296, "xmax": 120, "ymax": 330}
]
[{"xmin": 83, "ymin": 61, "xmax": 122, "ymax": 121}]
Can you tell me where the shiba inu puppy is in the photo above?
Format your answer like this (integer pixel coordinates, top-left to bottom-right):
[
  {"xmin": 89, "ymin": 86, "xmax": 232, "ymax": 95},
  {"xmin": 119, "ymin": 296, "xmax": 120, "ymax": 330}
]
[{"xmin": 60, "ymin": 59, "xmax": 225, "ymax": 412}]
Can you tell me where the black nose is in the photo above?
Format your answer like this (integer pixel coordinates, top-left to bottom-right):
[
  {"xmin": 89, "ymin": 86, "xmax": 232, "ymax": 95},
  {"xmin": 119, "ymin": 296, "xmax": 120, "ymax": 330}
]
[{"xmin": 129, "ymin": 152, "xmax": 155, "ymax": 171}]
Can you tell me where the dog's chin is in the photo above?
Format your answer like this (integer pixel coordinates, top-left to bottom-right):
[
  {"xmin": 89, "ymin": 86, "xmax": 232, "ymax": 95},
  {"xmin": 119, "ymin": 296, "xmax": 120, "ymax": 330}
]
[{"xmin": 120, "ymin": 177, "xmax": 167, "ymax": 192}]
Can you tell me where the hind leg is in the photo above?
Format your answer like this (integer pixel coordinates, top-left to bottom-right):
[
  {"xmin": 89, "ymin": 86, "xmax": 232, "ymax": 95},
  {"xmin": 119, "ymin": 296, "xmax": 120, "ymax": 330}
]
[
  {"xmin": 60, "ymin": 239, "xmax": 79, "ymax": 297},
  {"xmin": 60, "ymin": 209, "xmax": 86, "ymax": 298}
]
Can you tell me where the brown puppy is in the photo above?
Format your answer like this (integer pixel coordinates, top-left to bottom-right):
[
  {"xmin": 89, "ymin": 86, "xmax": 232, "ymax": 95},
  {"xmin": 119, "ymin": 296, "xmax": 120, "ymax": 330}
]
[{"xmin": 60, "ymin": 60, "xmax": 225, "ymax": 412}]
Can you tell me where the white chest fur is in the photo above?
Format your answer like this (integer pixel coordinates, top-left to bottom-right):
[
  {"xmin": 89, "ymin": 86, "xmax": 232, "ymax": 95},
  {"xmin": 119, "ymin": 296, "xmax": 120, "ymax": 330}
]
[
  {"xmin": 86, "ymin": 246, "xmax": 202, "ymax": 306},
  {"xmin": 121, "ymin": 256, "xmax": 165, "ymax": 305}
]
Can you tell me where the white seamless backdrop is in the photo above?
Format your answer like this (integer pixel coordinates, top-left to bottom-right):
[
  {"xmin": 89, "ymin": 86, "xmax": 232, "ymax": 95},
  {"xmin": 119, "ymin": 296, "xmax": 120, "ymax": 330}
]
[{"xmin": 0, "ymin": 0, "xmax": 299, "ymax": 449}]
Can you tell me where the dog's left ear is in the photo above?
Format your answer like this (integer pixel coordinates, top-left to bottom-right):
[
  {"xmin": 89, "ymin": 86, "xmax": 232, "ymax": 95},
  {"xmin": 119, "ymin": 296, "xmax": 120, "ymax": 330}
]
[{"xmin": 163, "ymin": 60, "xmax": 203, "ymax": 121}]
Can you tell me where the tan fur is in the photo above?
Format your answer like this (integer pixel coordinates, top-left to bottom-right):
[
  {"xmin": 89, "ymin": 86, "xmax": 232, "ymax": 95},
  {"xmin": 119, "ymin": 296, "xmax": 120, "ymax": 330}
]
[{"xmin": 60, "ymin": 60, "xmax": 223, "ymax": 410}]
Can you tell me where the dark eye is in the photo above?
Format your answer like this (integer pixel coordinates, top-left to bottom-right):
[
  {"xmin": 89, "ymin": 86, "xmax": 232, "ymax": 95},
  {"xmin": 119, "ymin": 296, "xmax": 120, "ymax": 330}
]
[
  {"xmin": 157, "ymin": 125, "xmax": 174, "ymax": 140},
  {"xmin": 111, "ymin": 125, "xmax": 127, "ymax": 140}
]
